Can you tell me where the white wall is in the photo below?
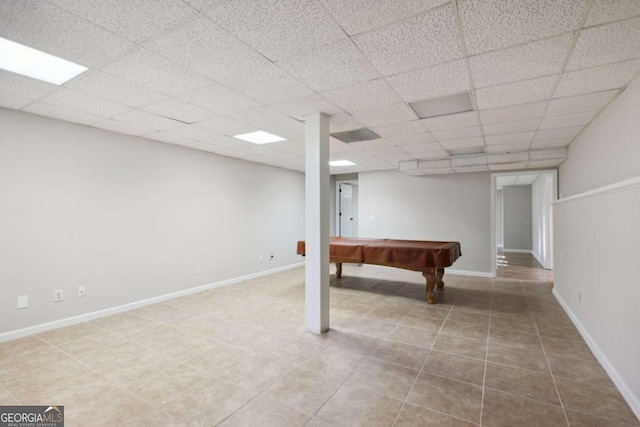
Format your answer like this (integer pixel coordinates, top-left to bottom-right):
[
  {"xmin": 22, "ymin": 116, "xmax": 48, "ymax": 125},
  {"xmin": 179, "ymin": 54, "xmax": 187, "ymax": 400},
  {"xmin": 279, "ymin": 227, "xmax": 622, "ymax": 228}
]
[
  {"xmin": 0, "ymin": 108, "xmax": 305, "ymax": 335},
  {"xmin": 502, "ymin": 185, "xmax": 532, "ymax": 251},
  {"xmin": 531, "ymin": 175, "xmax": 552, "ymax": 268},
  {"xmin": 358, "ymin": 170, "xmax": 492, "ymax": 275},
  {"xmin": 555, "ymin": 75, "xmax": 640, "ymax": 418},
  {"xmin": 496, "ymin": 190, "xmax": 503, "ymax": 248}
]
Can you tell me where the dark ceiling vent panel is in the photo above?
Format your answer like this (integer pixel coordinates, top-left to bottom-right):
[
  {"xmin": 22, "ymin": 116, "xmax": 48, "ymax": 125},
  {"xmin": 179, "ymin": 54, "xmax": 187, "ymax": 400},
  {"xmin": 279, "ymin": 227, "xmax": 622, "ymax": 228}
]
[
  {"xmin": 331, "ymin": 127, "xmax": 381, "ymax": 143},
  {"xmin": 410, "ymin": 92, "xmax": 473, "ymax": 119}
]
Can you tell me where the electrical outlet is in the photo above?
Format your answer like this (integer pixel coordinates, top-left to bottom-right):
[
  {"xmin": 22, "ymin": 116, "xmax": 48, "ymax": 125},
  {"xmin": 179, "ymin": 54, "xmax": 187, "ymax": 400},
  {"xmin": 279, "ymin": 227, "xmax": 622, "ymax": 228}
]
[
  {"xmin": 17, "ymin": 295, "xmax": 28, "ymax": 309},
  {"xmin": 54, "ymin": 289, "xmax": 64, "ymax": 302},
  {"xmin": 78, "ymin": 286, "xmax": 86, "ymax": 297},
  {"xmin": 195, "ymin": 265, "xmax": 201, "ymax": 275}
]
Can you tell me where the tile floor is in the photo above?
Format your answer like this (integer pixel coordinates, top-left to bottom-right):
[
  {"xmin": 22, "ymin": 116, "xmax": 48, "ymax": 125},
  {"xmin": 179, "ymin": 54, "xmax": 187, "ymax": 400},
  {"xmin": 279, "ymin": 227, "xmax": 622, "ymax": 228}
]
[{"xmin": 0, "ymin": 265, "xmax": 638, "ymax": 426}]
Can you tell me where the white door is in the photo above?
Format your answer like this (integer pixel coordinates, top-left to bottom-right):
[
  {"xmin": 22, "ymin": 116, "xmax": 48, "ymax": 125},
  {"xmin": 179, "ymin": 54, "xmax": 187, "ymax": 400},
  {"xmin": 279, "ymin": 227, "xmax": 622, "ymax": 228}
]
[{"xmin": 339, "ymin": 183, "xmax": 354, "ymax": 237}]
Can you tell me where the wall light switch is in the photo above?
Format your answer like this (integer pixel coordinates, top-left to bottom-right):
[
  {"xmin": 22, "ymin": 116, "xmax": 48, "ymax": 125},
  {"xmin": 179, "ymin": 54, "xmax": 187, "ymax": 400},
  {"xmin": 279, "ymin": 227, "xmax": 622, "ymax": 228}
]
[{"xmin": 17, "ymin": 295, "xmax": 28, "ymax": 309}]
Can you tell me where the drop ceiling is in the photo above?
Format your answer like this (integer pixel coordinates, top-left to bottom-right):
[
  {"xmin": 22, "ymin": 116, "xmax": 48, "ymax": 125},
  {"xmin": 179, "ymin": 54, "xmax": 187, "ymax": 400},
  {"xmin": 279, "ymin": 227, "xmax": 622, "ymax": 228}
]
[{"xmin": 1, "ymin": 0, "xmax": 639, "ymax": 175}]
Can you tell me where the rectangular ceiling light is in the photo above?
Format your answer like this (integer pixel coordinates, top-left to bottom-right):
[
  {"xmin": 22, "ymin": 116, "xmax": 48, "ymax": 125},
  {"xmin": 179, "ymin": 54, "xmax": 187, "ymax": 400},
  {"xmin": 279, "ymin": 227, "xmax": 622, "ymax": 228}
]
[
  {"xmin": 448, "ymin": 146, "xmax": 485, "ymax": 156},
  {"xmin": 329, "ymin": 160, "xmax": 356, "ymax": 167},
  {"xmin": 0, "ymin": 37, "xmax": 88, "ymax": 85},
  {"xmin": 410, "ymin": 92, "xmax": 473, "ymax": 119},
  {"xmin": 331, "ymin": 128, "xmax": 380, "ymax": 143},
  {"xmin": 233, "ymin": 130, "xmax": 286, "ymax": 144}
]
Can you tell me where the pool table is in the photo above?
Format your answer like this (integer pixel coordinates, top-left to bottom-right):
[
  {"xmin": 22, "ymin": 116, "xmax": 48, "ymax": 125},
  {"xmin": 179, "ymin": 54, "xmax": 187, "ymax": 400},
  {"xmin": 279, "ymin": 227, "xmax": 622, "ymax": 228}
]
[{"xmin": 296, "ymin": 237, "xmax": 462, "ymax": 304}]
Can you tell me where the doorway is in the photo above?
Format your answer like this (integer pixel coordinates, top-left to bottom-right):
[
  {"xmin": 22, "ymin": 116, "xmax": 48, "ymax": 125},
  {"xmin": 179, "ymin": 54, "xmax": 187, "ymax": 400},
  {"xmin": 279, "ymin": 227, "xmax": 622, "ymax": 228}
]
[
  {"xmin": 336, "ymin": 180, "xmax": 359, "ymax": 238},
  {"xmin": 491, "ymin": 170, "xmax": 557, "ymax": 280}
]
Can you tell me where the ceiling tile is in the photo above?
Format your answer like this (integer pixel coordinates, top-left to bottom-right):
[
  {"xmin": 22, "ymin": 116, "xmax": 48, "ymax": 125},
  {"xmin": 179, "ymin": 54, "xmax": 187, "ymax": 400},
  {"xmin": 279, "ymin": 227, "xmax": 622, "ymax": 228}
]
[
  {"xmin": 329, "ymin": 113, "xmax": 364, "ymax": 133},
  {"xmin": 0, "ymin": 71, "xmax": 57, "ymax": 99},
  {"xmin": 408, "ymin": 149, "xmax": 450, "ymax": 160},
  {"xmin": 141, "ymin": 98, "xmax": 214, "ymax": 124},
  {"xmin": 432, "ymin": 126, "xmax": 482, "ymax": 141},
  {"xmin": 0, "ymin": 1, "xmax": 135, "ymax": 67},
  {"xmin": 194, "ymin": 117, "xmax": 259, "ymax": 136},
  {"xmin": 351, "ymin": 103, "xmax": 417, "ymax": 126},
  {"xmin": 527, "ymin": 158, "xmax": 565, "ymax": 168},
  {"xmin": 352, "ymin": 5, "xmax": 462, "ymax": 76},
  {"xmin": 385, "ymin": 59, "xmax": 470, "ymax": 102},
  {"xmin": 546, "ymin": 90, "xmax": 618, "ymax": 116},
  {"xmin": 535, "ymin": 126, "xmax": 584, "ymax": 140},
  {"xmin": 483, "ymin": 119, "xmax": 540, "ymax": 136},
  {"xmin": 586, "ymin": 0, "xmax": 640, "ymax": 27},
  {"xmin": 269, "ymin": 140, "xmax": 306, "ymax": 155},
  {"xmin": 349, "ymin": 139, "xmax": 399, "ymax": 151},
  {"xmin": 102, "ymin": 49, "xmax": 213, "ymax": 96},
  {"xmin": 400, "ymin": 142, "xmax": 443, "ymax": 153},
  {"xmin": 183, "ymin": 0, "xmax": 227, "ymax": 12},
  {"xmin": 92, "ymin": 118, "xmax": 154, "ymax": 136},
  {"xmin": 166, "ymin": 124, "xmax": 225, "ymax": 142},
  {"xmin": 458, "ymin": 0, "xmax": 588, "ymax": 55},
  {"xmin": 145, "ymin": 16, "xmax": 270, "ymax": 85},
  {"xmin": 485, "ymin": 142, "xmax": 531, "ymax": 153},
  {"xmin": 389, "ymin": 133, "xmax": 436, "ymax": 146},
  {"xmin": 555, "ymin": 59, "xmax": 640, "ymax": 97},
  {"xmin": 539, "ymin": 111, "xmax": 598, "ymax": 130},
  {"xmin": 175, "ymin": 84, "xmax": 260, "ymax": 115},
  {"xmin": 439, "ymin": 136, "xmax": 485, "ymax": 149},
  {"xmin": 112, "ymin": 110, "xmax": 184, "ymax": 131},
  {"xmin": 270, "ymin": 95, "xmax": 344, "ymax": 122},
  {"xmin": 207, "ymin": 0, "xmax": 345, "ymax": 62},
  {"xmin": 225, "ymin": 63, "xmax": 313, "ymax": 104},
  {"xmin": 229, "ymin": 107, "xmax": 305, "ymax": 141},
  {"xmin": 144, "ymin": 132, "xmax": 198, "ymax": 147},
  {"xmin": 371, "ymin": 121, "xmax": 427, "ymax": 139},
  {"xmin": 476, "ymin": 76, "xmax": 557, "ymax": 109},
  {"xmin": 66, "ymin": 71, "xmax": 166, "ymax": 108},
  {"xmin": 420, "ymin": 111, "xmax": 479, "ymax": 132},
  {"xmin": 23, "ymin": 102, "xmax": 102, "ymax": 125},
  {"xmin": 567, "ymin": 17, "xmax": 640, "ymax": 70},
  {"xmin": 478, "ymin": 101, "xmax": 547, "ymax": 124},
  {"xmin": 47, "ymin": 0, "xmax": 198, "ymax": 43},
  {"xmin": 0, "ymin": 93, "xmax": 32, "ymax": 109},
  {"xmin": 490, "ymin": 162, "xmax": 528, "ymax": 171},
  {"xmin": 322, "ymin": 79, "xmax": 401, "ymax": 112},
  {"xmin": 469, "ymin": 34, "xmax": 572, "ymax": 88},
  {"xmin": 277, "ymin": 39, "xmax": 380, "ymax": 92},
  {"xmin": 485, "ymin": 132, "xmax": 535, "ymax": 146},
  {"xmin": 530, "ymin": 138, "xmax": 573, "ymax": 149},
  {"xmin": 319, "ymin": 0, "xmax": 447, "ymax": 36},
  {"xmin": 39, "ymin": 88, "xmax": 130, "ymax": 118},
  {"xmin": 330, "ymin": 138, "xmax": 361, "ymax": 153}
]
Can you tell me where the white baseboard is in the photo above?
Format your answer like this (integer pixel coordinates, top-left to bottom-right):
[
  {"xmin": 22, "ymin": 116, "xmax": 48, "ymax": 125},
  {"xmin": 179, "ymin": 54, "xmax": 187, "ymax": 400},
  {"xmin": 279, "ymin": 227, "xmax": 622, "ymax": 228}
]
[
  {"xmin": 553, "ymin": 289, "xmax": 640, "ymax": 421},
  {"xmin": 502, "ymin": 248, "xmax": 533, "ymax": 254},
  {"xmin": 0, "ymin": 262, "xmax": 304, "ymax": 343},
  {"xmin": 447, "ymin": 269, "xmax": 493, "ymax": 278}
]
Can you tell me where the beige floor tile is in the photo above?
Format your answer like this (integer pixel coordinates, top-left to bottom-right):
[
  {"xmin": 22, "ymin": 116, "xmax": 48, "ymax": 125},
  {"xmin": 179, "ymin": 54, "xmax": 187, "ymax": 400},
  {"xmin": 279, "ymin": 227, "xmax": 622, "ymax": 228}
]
[
  {"xmin": 446, "ymin": 310, "xmax": 490, "ymax": 326},
  {"xmin": 541, "ymin": 336, "xmax": 596, "ymax": 362},
  {"xmin": 490, "ymin": 315, "xmax": 537, "ymax": 335},
  {"xmin": 481, "ymin": 388, "xmax": 567, "ymax": 427},
  {"xmin": 0, "ymin": 384, "xmax": 19, "ymax": 405},
  {"xmin": 309, "ymin": 383, "xmax": 403, "ymax": 427},
  {"xmin": 487, "ymin": 342, "xmax": 549, "ymax": 372},
  {"xmin": 163, "ymin": 378, "xmax": 257, "ymax": 426},
  {"xmin": 299, "ymin": 346, "xmax": 366, "ymax": 382},
  {"xmin": 547, "ymin": 354, "xmax": 615, "ymax": 388},
  {"xmin": 347, "ymin": 358, "xmax": 418, "ymax": 400},
  {"xmin": 349, "ymin": 317, "xmax": 397, "ymax": 338},
  {"xmin": 67, "ymin": 388, "xmax": 155, "ymax": 427},
  {"xmin": 371, "ymin": 340, "xmax": 429, "ymax": 370},
  {"xmin": 56, "ymin": 329, "xmax": 127, "ymax": 357},
  {"xmin": 393, "ymin": 403, "xmax": 478, "ymax": 426},
  {"xmin": 265, "ymin": 368, "xmax": 342, "ymax": 416},
  {"xmin": 218, "ymin": 394, "xmax": 309, "ymax": 427},
  {"xmin": 441, "ymin": 319, "xmax": 489, "ymax": 341},
  {"xmin": 0, "ymin": 347, "xmax": 71, "ymax": 379},
  {"xmin": 401, "ymin": 312, "xmax": 447, "ymax": 329},
  {"xmin": 489, "ymin": 328, "xmax": 542, "ymax": 351},
  {"xmin": 407, "ymin": 373, "xmax": 482, "ymax": 423},
  {"xmin": 432, "ymin": 334, "xmax": 487, "ymax": 360},
  {"xmin": 422, "ymin": 350, "xmax": 485, "ymax": 385},
  {"xmin": 555, "ymin": 377, "xmax": 639, "ymax": 425},
  {"xmin": 485, "ymin": 362, "xmax": 560, "ymax": 405},
  {"xmin": 323, "ymin": 329, "xmax": 381, "ymax": 356},
  {"xmin": 128, "ymin": 410, "xmax": 187, "ymax": 427},
  {"xmin": 564, "ymin": 408, "xmax": 638, "ymax": 426},
  {"xmin": 386, "ymin": 325, "xmax": 438, "ymax": 348},
  {"xmin": 36, "ymin": 323, "xmax": 102, "ymax": 346},
  {"xmin": 0, "ymin": 336, "xmax": 51, "ymax": 358}
]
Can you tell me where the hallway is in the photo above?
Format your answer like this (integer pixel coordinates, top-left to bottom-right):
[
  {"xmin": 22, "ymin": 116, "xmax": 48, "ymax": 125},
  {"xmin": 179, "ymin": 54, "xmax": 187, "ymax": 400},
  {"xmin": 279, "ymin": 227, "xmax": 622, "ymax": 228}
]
[{"xmin": 497, "ymin": 249, "xmax": 553, "ymax": 282}]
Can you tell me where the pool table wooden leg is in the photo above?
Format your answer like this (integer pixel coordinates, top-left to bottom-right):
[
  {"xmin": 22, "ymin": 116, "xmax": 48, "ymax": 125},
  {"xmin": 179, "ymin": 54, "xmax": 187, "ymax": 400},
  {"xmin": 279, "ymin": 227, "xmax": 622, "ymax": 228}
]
[
  {"xmin": 436, "ymin": 267, "xmax": 445, "ymax": 290},
  {"xmin": 423, "ymin": 268, "xmax": 437, "ymax": 304},
  {"xmin": 336, "ymin": 262, "xmax": 342, "ymax": 278}
]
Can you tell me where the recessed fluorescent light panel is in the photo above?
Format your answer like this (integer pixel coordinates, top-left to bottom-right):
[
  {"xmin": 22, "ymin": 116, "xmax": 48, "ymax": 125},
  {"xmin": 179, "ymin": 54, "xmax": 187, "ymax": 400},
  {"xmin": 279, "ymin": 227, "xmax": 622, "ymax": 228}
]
[
  {"xmin": 233, "ymin": 130, "xmax": 286, "ymax": 144},
  {"xmin": 0, "ymin": 37, "xmax": 88, "ymax": 85},
  {"xmin": 329, "ymin": 160, "xmax": 356, "ymax": 167},
  {"xmin": 448, "ymin": 146, "xmax": 485, "ymax": 156},
  {"xmin": 331, "ymin": 128, "xmax": 380, "ymax": 143},
  {"xmin": 410, "ymin": 92, "xmax": 473, "ymax": 119}
]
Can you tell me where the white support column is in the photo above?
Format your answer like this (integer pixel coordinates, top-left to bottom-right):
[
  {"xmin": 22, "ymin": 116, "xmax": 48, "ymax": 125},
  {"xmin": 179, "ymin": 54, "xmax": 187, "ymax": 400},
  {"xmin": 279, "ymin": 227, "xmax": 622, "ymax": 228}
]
[{"xmin": 305, "ymin": 112, "xmax": 330, "ymax": 334}]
